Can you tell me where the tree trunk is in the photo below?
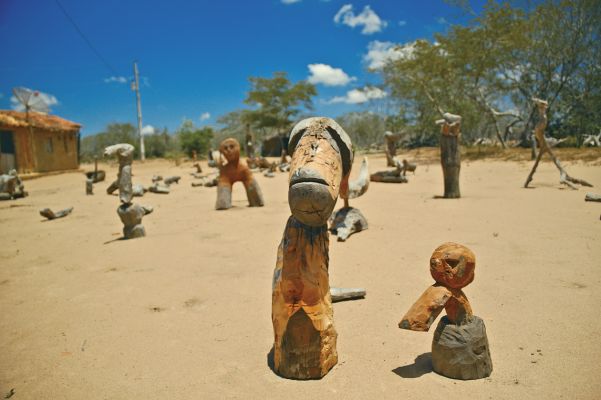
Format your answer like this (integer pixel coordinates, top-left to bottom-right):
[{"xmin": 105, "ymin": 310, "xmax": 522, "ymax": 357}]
[{"xmin": 440, "ymin": 134, "xmax": 461, "ymax": 198}]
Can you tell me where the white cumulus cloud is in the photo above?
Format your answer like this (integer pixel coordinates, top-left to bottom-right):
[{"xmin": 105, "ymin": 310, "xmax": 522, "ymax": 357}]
[
  {"xmin": 104, "ymin": 76, "xmax": 128, "ymax": 84},
  {"xmin": 281, "ymin": 0, "xmax": 301, "ymax": 3},
  {"xmin": 307, "ymin": 63, "xmax": 355, "ymax": 86},
  {"xmin": 328, "ymin": 86, "xmax": 387, "ymax": 104},
  {"xmin": 141, "ymin": 125, "xmax": 155, "ymax": 136},
  {"xmin": 199, "ymin": 112, "xmax": 211, "ymax": 121},
  {"xmin": 10, "ymin": 90, "xmax": 59, "ymax": 112},
  {"xmin": 363, "ymin": 40, "xmax": 416, "ymax": 70},
  {"xmin": 334, "ymin": 4, "xmax": 387, "ymax": 35}
]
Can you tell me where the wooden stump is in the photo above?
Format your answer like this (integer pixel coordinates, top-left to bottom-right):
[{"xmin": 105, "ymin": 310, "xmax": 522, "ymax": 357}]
[
  {"xmin": 117, "ymin": 203, "xmax": 153, "ymax": 239},
  {"xmin": 440, "ymin": 134, "xmax": 461, "ymax": 198},
  {"xmin": 431, "ymin": 316, "xmax": 493, "ymax": 380}
]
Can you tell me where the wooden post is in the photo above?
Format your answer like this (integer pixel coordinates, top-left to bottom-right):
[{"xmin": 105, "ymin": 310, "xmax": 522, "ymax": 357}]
[{"xmin": 437, "ymin": 114, "xmax": 462, "ymax": 198}]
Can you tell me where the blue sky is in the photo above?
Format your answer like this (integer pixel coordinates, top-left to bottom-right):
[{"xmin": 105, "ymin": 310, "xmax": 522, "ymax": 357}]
[{"xmin": 0, "ymin": 0, "xmax": 485, "ymax": 136}]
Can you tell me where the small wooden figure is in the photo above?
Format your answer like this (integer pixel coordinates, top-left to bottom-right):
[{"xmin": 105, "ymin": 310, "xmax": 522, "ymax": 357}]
[
  {"xmin": 271, "ymin": 117, "xmax": 353, "ymax": 379},
  {"xmin": 215, "ymin": 138, "xmax": 264, "ymax": 210},
  {"xmin": 399, "ymin": 242, "xmax": 492, "ymax": 380}
]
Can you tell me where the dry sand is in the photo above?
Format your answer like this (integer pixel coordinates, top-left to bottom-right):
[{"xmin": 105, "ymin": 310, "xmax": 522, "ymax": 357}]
[{"xmin": 1, "ymin": 153, "xmax": 600, "ymax": 399}]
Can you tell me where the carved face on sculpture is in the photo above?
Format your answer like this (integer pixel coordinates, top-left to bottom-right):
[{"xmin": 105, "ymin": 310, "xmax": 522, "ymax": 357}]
[
  {"xmin": 287, "ymin": 117, "xmax": 353, "ymax": 227},
  {"xmin": 220, "ymin": 138, "xmax": 240, "ymax": 164},
  {"xmin": 430, "ymin": 242, "xmax": 475, "ymax": 289}
]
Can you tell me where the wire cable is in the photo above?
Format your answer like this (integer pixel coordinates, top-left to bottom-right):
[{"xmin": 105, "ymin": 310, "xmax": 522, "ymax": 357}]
[{"xmin": 54, "ymin": 0, "xmax": 121, "ymax": 77}]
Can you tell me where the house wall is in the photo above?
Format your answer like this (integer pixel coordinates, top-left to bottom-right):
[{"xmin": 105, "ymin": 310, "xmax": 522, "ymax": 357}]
[
  {"xmin": 0, "ymin": 125, "xmax": 79, "ymax": 173},
  {"xmin": 33, "ymin": 129, "xmax": 79, "ymax": 172}
]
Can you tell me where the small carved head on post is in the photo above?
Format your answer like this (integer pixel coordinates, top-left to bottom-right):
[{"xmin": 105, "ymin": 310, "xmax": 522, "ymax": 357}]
[
  {"xmin": 436, "ymin": 113, "xmax": 462, "ymax": 136},
  {"xmin": 287, "ymin": 117, "xmax": 353, "ymax": 227},
  {"xmin": 399, "ymin": 242, "xmax": 475, "ymax": 332}
]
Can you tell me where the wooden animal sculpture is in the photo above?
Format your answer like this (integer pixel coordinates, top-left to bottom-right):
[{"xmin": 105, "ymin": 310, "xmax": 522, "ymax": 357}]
[
  {"xmin": 329, "ymin": 157, "xmax": 369, "ymax": 241},
  {"xmin": 104, "ymin": 143, "xmax": 152, "ymax": 239},
  {"xmin": 271, "ymin": 117, "xmax": 353, "ymax": 379},
  {"xmin": 399, "ymin": 242, "xmax": 492, "ymax": 380},
  {"xmin": 215, "ymin": 138, "xmax": 264, "ymax": 210},
  {"xmin": 370, "ymin": 158, "xmax": 408, "ymax": 183},
  {"xmin": 401, "ymin": 159, "xmax": 417, "ymax": 176},
  {"xmin": 384, "ymin": 131, "xmax": 402, "ymax": 167}
]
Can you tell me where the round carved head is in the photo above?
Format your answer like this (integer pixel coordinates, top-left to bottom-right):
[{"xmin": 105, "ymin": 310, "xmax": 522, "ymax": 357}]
[
  {"xmin": 430, "ymin": 242, "xmax": 475, "ymax": 289},
  {"xmin": 219, "ymin": 138, "xmax": 240, "ymax": 164},
  {"xmin": 287, "ymin": 117, "xmax": 353, "ymax": 227}
]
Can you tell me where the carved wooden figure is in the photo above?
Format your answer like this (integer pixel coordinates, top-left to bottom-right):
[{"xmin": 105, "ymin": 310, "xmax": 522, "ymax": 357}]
[
  {"xmin": 271, "ymin": 117, "xmax": 353, "ymax": 379},
  {"xmin": 437, "ymin": 113, "xmax": 462, "ymax": 198},
  {"xmin": 104, "ymin": 143, "xmax": 152, "ymax": 239},
  {"xmin": 399, "ymin": 242, "xmax": 492, "ymax": 380},
  {"xmin": 524, "ymin": 98, "xmax": 592, "ymax": 189},
  {"xmin": 384, "ymin": 131, "xmax": 401, "ymax": 167},
  {"xmin": 215, "ymin": 138, "xmax": 264, "ymax": 210},
  {"xmin": 329, "ymin": 157, "xmax": 369, "ymax": 241}
]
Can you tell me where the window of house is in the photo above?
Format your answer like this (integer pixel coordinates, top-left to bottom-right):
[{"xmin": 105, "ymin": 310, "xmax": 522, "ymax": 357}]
[{"xmin": 45, "ymin": 137, "xmax": 53, "ymax": 153}]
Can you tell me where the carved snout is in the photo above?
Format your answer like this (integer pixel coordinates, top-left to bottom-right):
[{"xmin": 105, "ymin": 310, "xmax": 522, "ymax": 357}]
[{"xmin": 289, "ymin": 167, "xmax": 336, "ymax": 227}]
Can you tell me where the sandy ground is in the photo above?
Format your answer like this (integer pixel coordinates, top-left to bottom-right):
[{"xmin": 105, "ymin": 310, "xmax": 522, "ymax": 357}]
[{"xmin": 1, "ymin": 153, "xmax": 600, "ymax": 400}]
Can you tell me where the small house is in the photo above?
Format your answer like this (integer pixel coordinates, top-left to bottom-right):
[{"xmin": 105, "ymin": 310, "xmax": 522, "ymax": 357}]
[{"xmin": 0, "ymin": 110, "xmax": 81, "ymax": 174}]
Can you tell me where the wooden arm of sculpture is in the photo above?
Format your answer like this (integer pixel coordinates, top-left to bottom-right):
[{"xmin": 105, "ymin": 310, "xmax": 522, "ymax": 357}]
[{"xmin": 399, "ymin": 285, "xmax": 452, "ymax": 331}]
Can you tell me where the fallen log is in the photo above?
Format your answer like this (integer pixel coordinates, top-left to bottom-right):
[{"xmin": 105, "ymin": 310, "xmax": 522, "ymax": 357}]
[{"xmin": 330, "ymin": 287, "xmax": 366, "ymax": 302}]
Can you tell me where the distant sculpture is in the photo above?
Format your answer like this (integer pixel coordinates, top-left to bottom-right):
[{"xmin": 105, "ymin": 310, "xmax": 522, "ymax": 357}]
[
  {"xmin": 271, "ymin": 117, "xmax": 353, "ymax": 379},
  {"xmin": 40, "ymin": 207, "xmax": 73, "ymax": 220},
  {"xmin": 401, "ymin": 159, "xmax": 417, "ymax": 176},
  {"xmin": 384, "ymin": 131, "xmax": 402, "ymax": 167},
  {"xmin": 436, "ymin": 112, "xmax": 462, "ymax": 198},
  {"xmin": 104, "ymin": 143, "xmax": 153, "ymax": 239},
  {"xmin": 0, "ymin": 169, "xmax": 27, "ymax": 200},
  {"xmin": 399, "ymin": 242, "xmax": 492, "ymax": 380},
  {"xmin": 524, "ymin": 98, "xmax": 592, "ymax": 189},
  {"xmin": 164, "ymin": 176, "xmax": 181, "ymax": 185},
  {"xmin": 370, "ymin": 158, "xmax": 408, "ymax": 183},
  {"xmin": 329, "ymin": 156, "xmax": 369, "ymax": 241},
  {"xmin": 86, "ymin": 178, "xmax": 93, "ymax": 195},
  {"xmin": 245, "ymin": 123, "xmax": 256, "ymax": 158},
  {"xmin": 215, "ymin": 138, "xmax": 264, "ymax": 210}
]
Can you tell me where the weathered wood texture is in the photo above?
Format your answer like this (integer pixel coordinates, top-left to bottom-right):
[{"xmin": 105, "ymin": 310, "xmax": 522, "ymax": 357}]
[
  {"xmin": 330, "ymin": 287, "xmax": 366, "ymax": 302},
  {"xmin": 104, "ymin": 143, "xmax": 151, "ymax": 239},
  {"xmin": 524, "ymin": 98, "xmax": 593, "ymax": 189},
  {"xmin": 384, "ymin": 131, "xmax": 401, "ymax": 167},
  {"xmin": 272, "ymin": 117, "xmax": 353, "ymax": 380},
  {"xmin": 439, "ymin": 120, "xmax": 461, "ymax": 198},
  {"xmin": 585, "ymin": 193, "xmax": 601, "ymax": 202},
  {"xmin": 117, "ymin": 203, "xmax": 153, "ymax": 239},
  {"xmin": 399, "ymin": 242, "xmax": 491, "ymax": 380},
  {"xmin": 432, "ymin": 316, "xmax": 493, "ymax": 380},
  {"xmin": 370, "ymin": 160, "xmax": 408, "ymax": 183},
  {"xmin": 39, "ymin": 207, "xmax": 73, "ymax": 220},
  {"xmin": 329, "ymin": 207, "xmax": 368, "ymax": 242},
  {"xmin": 215, "ymin": 138, "xmax": 264, "ymax": 210}
]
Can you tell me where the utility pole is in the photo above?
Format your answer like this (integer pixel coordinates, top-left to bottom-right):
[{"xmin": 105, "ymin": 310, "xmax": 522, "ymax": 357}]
[{"xmin": 133, "ymin": 61, "xmax": 145, "ymax": 160}]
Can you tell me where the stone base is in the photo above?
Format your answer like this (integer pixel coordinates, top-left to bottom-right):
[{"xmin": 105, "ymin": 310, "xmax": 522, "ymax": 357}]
[{"xmin": 431, "ymin": 315, "xmax": 492, "ymax": 380}]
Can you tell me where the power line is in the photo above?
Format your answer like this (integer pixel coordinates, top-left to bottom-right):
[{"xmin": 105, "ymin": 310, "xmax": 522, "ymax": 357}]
[{"xmin": 54, "ymin": 0, "xmax": 121, "ymax": 77}]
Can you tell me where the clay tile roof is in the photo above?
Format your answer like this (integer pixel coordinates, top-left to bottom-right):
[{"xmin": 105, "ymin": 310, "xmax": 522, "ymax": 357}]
[{"xmin": 0, "ymin": 110, "xmax": 81, "ymax": 133}]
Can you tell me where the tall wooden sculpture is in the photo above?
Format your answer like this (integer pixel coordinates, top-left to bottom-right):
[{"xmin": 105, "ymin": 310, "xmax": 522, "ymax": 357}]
[
  {"xmin": 104, "ymin": 144, "xmax": 153, "ymax": 239},
  {"xmin": 271, "ymin": 117, "xmax": 353, "ymax": 379},
  {"xmin": 215, "ymin": 138, "xmax": 264, "ymax": 210},
  {"xmin": 524, "ymin": 98, "xmax": 592, "ymax": 189},
  {"xmin": 437, "ymin": 113, "xmax": 462, "ymax": 198},
  {"xmin": 399, "ymin": 243, "xmax": 492, "ymax": 380}
]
